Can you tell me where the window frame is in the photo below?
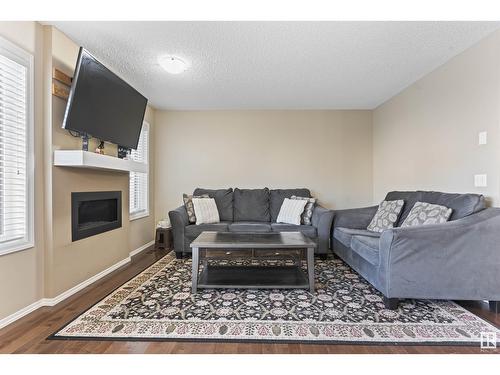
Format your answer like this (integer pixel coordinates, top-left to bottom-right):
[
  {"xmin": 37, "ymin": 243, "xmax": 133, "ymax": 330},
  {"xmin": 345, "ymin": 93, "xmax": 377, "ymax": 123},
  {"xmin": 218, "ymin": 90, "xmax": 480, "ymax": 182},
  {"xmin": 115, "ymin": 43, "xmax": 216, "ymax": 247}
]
[
  {"xmin": 129, "ymin": 121, "xmax": 150, "ymax": 221},
  {"xmin": 0, "ymin": 36, "xmax": 35, "ymax": 256}
]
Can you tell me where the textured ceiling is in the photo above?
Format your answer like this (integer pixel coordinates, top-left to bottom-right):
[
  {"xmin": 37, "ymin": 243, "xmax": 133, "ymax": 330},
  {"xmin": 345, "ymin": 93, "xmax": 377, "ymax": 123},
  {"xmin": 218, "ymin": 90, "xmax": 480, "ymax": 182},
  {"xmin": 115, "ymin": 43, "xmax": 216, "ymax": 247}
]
[{"xmin": 50, "ymin": 21, "xmax": 500, "ymax": 110}]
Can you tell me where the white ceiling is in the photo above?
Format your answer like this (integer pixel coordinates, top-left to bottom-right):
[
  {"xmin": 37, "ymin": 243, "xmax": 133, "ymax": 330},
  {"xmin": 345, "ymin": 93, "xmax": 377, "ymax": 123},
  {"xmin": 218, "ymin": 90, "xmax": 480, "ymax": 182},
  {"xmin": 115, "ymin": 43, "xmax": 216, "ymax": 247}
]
[{"xmin": 50, "ymin": 21, "xmax": 500, "ymax": 110}]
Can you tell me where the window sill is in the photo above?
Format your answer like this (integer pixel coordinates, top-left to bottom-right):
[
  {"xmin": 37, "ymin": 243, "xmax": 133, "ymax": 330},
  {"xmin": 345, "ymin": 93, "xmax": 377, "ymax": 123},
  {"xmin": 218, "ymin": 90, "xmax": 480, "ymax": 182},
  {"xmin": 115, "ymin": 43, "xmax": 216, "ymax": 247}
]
[
  {"xmin": 130, "ymin": 211, "xmax": 150, "ymax": 222},
  {"xmin": 0, "ymin": 241, "xmax": 35, "ymax": 257}
]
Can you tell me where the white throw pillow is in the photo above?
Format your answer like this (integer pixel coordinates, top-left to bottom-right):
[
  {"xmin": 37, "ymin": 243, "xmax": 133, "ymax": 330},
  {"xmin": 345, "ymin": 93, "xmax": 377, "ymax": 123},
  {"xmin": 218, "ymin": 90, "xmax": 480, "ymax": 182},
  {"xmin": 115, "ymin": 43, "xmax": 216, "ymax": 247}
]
[
  {"xmin": 192, "ymin": 198, "xmax": 220, "ymax": 225},
  {"xmin": 367, "ymin": 199, "xmax": 405, "ymax": 233},
  {"xmin": 276, "ymin": 198, "xmax": 308, "ymax": 225}
]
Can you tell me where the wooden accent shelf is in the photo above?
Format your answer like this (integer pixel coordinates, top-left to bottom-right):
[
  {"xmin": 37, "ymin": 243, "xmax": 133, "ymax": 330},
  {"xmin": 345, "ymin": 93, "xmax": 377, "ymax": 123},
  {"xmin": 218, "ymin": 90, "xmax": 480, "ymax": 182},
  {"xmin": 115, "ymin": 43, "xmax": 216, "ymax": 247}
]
[{"xmin": 53, "ymin": 150, "xmax": 147, "ymax": 173}]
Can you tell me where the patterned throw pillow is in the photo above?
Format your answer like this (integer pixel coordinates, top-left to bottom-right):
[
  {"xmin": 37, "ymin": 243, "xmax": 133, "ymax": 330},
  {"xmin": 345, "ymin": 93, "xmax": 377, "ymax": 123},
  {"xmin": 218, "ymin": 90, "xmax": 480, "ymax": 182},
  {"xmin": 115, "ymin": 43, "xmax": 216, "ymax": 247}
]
[
  {"xmin": 192, "ymin": 198, "xmax": 220, "ymax": 225},
  {"xmin": 367, "ymin": 200, "xmax": 405, "ymax": 233},
  {"xmin": 291, "ymin": 195, "xmax": 316, "ymax": 225},
  {"xmin": 183, "ymin": 194, "xmax": 209, "ymax": 223},
  {"xmin": 276, "ymin": 198, "xmax": 308, "ymax": 225},
  {"xmin": 401, "ymin": 201, "xmax": 452, "ymax": 227}
]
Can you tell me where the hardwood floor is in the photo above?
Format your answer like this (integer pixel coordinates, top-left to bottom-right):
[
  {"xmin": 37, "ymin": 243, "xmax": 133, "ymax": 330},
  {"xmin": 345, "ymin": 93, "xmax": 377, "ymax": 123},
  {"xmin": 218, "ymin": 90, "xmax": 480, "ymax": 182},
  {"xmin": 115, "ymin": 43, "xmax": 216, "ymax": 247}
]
[{"xmin": 0, "ymin": 247, "xmax": 498, "ymax": 354}]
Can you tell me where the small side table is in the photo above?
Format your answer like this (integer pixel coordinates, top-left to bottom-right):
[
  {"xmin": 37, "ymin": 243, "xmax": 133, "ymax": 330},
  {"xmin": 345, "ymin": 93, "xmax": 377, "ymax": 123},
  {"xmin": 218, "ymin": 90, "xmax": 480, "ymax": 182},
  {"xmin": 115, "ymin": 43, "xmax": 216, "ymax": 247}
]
[{"xmin": 155, "ymin": 227, "xmax": 172, "ymax": 250}]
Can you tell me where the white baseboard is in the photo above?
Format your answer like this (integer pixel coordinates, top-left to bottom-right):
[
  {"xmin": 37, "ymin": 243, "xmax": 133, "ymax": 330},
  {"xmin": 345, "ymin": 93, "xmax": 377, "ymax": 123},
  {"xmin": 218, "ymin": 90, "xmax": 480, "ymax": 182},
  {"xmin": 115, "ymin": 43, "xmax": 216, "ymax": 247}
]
[
  {"xmin": 0, "ymin": 240, "xmax": 155, "ymax": 329},
  {"xmin": 129, "ymin": 240, "xmax": 155, "ymax": 257},
  {"xmin": 0, "ymin": 300, "xmax": 44, "ymax": 330}
]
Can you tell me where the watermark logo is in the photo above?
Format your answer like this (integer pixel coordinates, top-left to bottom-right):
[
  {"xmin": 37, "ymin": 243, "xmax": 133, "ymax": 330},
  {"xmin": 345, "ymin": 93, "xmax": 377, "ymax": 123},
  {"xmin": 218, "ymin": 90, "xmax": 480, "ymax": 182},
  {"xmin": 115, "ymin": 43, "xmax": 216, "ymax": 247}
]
[{"xmin": 480, "ymin": 332, "xmax": 497, "ymax": 349}]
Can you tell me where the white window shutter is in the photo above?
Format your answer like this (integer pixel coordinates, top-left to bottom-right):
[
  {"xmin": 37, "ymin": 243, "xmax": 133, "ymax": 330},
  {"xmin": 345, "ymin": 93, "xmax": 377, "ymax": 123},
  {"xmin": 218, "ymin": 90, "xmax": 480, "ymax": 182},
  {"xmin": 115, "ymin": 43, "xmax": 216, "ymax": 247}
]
[
  {"xmin": 0, "ymin": 37, "xmax": 34, "ymax": 254},
  {"xmin": 129, "ymin": 122, "xmax": 149, "ymax": 218}
]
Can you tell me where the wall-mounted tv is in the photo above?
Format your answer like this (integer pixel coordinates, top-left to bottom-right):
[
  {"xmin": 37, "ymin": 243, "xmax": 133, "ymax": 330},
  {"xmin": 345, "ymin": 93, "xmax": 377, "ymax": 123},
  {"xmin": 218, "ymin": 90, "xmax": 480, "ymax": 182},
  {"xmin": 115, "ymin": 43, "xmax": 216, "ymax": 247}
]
[{"xmin": 62, "ymin": 47, "xmax": 148, "ymax": 150}]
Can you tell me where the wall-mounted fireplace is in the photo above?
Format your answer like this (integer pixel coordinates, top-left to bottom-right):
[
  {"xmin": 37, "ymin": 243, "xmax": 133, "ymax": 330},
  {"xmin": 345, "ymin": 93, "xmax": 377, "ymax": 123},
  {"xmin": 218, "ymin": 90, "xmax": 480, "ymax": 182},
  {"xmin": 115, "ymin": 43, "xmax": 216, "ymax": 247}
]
[{"xmin": 71, "ymin": 191, "xmax": 122, "ymax": 241}]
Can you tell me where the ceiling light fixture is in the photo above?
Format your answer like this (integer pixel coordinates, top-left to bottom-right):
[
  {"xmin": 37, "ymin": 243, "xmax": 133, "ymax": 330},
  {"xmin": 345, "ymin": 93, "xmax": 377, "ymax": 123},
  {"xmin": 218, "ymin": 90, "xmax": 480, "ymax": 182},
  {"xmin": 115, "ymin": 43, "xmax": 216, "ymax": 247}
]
[{"xmin": 158, "ymin": 55, "xmax": 188, "ymax": 74}]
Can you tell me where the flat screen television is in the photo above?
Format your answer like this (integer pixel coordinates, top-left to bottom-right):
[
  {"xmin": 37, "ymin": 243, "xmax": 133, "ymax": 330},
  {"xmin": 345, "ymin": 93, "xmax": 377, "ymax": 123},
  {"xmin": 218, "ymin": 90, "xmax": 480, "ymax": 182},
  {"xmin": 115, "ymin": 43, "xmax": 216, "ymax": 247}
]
[{"xmin": 62, "ymin": 47, "xmax": 148, "ymax": 150}]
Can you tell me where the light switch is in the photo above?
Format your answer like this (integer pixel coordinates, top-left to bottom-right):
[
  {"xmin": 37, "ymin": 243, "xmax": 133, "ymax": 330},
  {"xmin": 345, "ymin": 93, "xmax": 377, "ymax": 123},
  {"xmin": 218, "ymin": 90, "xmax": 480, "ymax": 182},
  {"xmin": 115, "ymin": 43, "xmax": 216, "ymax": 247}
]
[
  {"xmin": 474, "ymin": 174, "xmax": 487, "ymax": 187},
  {"xmin": 478, "ymin": 131, "xmax": 487, "ymax": 145}
]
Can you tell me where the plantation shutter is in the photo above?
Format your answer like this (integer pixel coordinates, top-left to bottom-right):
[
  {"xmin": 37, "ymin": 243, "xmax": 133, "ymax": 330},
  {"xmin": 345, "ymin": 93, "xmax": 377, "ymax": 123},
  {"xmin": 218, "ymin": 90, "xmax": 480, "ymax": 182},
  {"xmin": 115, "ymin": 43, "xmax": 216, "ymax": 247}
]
[
  {"xmin": 0, "ymin": 37, "xmax": 33, "ymax": 253},
  {"xmin": 129, "ymin": 122, "xmax": 149, "ymax": 218}
]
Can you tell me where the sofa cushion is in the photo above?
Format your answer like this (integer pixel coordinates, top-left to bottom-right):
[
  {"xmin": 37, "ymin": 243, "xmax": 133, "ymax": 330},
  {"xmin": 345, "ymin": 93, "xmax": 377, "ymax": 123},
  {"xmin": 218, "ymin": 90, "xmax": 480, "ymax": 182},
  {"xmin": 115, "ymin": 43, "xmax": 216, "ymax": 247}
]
[
  {"xmin": 367, "ymin": 200, "xmax": 405, "ymax": 233},
  {"xmin": 385, "ymin": 191, "xmax": 421, "ymax": 226},
  {"xmin": 351, "ymin": 235, "xmax": 380, "ymax": 265},
  {"xmin": 333, "ymin": 227, "xmax": 381, "ymax": 248},
  {"xmin": 270, "ymin": 189, "xmax": 311, "ymax": 222},
  {"xmin": 291, "ymin": 195, "xmax": 316, "ymax": 225},
  {"xmin": 192, "ymin": 198, "xmax": 220, "ymax": 225},
  {"xmin": 401, "ymin": 201, "xmax": 452, "ymax": 227},
  {"xmin": 185, "ymin": 222, "xmax": 230, "ymax": 241},
  {"xmin": 183, "ymin": 193, "xmax": 209, "ymax": 223},
  {"xmin": 229, "ymin": 222, "xmax": 272, "ymax": 232},
  {"xmin": 276, "ymin": 198, "xmax": 308, "ymax": 225},
  {"xmin": 193, "ymin": 188, "xmax": 234, "ymax": 221},
  {"xmin": 271, "ymin": 223, "xmax": 317, "ymax": 238},
  {"xmin": 418, "ymin": 191, "xmax": 485, "ymax": 221},
  {"xmin": 233, "ymin": 188, "xmax": 271, "ymax": 222}
]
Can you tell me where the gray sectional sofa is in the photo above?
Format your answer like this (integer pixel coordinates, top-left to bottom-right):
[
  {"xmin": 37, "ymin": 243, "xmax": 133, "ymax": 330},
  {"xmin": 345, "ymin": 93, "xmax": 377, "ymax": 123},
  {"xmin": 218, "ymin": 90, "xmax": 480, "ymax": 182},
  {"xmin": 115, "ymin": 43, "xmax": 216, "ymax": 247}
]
[
  {"xmin": 169, "ymin": 188, "xmax": 334, "ymax": 258},
  {"xmin": 332, "ymin": 190, "xmax": 500, "ymax": 311}
]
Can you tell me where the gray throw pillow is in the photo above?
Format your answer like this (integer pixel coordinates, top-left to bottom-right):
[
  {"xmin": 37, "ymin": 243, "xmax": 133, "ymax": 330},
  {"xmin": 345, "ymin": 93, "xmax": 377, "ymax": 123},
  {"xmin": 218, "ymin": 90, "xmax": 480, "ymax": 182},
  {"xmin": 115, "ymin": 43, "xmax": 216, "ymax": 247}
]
[
  {"xmin": 367, "ymin": 200, "xmax": 405, "ymax": 233},
  {"xmin": 401, "ymin": 201, "xmax": 452, "ymax": 227},
  {"xmin": 291, "ymin": 195, "xmax": 316, "ymax": 225},
  {"xmin": 183, "ymin": 194, "xmax": 209, "ymax": 223}
]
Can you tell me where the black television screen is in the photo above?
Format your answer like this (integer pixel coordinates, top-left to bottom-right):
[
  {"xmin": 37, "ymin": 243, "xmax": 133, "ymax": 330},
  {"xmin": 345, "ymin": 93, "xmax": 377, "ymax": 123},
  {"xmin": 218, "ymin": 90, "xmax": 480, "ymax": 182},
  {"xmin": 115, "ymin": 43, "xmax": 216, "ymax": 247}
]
[{"xmin": 62, "ymin": 47, "xmax": 148, "ymax": 150}]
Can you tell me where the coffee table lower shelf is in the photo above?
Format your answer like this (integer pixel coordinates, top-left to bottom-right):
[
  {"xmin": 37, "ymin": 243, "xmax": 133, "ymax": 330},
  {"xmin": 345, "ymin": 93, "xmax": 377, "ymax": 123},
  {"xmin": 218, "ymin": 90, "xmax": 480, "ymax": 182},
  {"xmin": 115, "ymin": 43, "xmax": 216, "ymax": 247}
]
[{"xmin": 197, "ymin": 265, "xmax": 309, "ymax": 290}]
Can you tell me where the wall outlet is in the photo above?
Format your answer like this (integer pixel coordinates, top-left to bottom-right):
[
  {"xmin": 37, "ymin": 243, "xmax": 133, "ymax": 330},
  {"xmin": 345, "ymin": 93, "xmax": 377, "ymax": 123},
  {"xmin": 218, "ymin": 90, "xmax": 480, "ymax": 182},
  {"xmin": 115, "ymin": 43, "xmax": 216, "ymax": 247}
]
[
  {"xmin": 478, "ymin": 131, "xmax": 487, "ymax": 145},
  {"xmin": 474, "ymin": 174, "xmax": 487, "ymax": 187}
]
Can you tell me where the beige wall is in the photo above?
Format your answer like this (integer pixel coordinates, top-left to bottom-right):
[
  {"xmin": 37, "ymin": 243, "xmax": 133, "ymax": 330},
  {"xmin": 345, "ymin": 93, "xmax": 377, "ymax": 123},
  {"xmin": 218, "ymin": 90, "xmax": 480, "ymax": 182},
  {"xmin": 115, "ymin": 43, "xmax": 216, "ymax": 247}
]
[
  {"xmin": 48, "ymin": 28, "xmax": 156, "ymax": 297},
  {"xmin": 0, "ymin": 24, "xmax": 157, "ymax": 320},
  {"xmin": 373, "ymin": 30, "xmax": 500, "ymax": 206},
  {"xmin": 154, "ymin": 110, "xmax": 373, "ymax": 221},
  {"xmin": 0, "ymin": 22, "xmax": 45, "ymax": 319}
]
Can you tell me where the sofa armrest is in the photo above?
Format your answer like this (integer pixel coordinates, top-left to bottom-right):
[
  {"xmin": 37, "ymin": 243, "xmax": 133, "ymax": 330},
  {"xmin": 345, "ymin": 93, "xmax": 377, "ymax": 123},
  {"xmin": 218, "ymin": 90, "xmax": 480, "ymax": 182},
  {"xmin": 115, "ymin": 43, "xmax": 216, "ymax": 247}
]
[
  {"xmin": 333, "ymin": 205, "xmax": 378, "ymax": 229},
  {"xmin": 379, "ymin": 207, "xmax": 500, "ymax": 300},
  {"xmin": 311, "ymin": 205, "xmax": 334, "ymax": 254},
  {"xmin": 168, "ymin": 206, "xmax": 190, "ymax": 253}
]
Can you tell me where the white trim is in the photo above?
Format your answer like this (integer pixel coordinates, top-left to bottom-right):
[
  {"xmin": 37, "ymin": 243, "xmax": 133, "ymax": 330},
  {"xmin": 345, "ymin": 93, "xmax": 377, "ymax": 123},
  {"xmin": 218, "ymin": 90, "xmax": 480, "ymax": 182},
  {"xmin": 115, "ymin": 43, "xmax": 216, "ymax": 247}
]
[
  {"xmin": 0, "ymin": 300, "xmax": 44, "ymax": 330},
  {"xmin": 0, "ymin": 35, "xmax": 35, "ymax": 257},
  {"xmin": 129, "ymin": 240, "xmax": 155, "ymax": 257},
  {"xmin": 129, "ymin": 210, "xmax": 150, "ymax": 221},
  {"xmin": 0, "ymin": 241, "xmax": 155, "ymax": 329}
]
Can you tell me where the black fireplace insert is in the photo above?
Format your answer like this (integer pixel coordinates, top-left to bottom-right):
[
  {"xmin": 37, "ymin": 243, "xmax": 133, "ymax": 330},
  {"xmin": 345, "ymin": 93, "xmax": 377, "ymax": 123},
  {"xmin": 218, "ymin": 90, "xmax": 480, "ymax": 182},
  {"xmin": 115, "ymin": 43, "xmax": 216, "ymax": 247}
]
[{"xmin": 71, "ymin": 191, "xmax": 122, "ymax": 241}]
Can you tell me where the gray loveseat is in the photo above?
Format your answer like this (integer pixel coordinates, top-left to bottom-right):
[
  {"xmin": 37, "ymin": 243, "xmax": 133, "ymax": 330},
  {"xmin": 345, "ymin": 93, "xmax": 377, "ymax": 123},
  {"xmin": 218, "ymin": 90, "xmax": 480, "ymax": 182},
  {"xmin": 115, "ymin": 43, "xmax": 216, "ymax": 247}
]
[
  {"xmin": 169, "ymin": 188, "xmax": 334, "ymax": 258},
  {"xmin": 332, "ymin": 190, "xmax": 500, "ymax": 312}
]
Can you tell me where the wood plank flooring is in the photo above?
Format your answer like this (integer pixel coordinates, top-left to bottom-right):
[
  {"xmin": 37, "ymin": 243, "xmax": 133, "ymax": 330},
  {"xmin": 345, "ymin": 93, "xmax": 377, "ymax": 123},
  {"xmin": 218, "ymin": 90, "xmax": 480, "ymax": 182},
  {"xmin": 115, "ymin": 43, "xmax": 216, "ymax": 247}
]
[{"xmin": 0, "ymin": 247, "xmax": 498, "ymax": 354}]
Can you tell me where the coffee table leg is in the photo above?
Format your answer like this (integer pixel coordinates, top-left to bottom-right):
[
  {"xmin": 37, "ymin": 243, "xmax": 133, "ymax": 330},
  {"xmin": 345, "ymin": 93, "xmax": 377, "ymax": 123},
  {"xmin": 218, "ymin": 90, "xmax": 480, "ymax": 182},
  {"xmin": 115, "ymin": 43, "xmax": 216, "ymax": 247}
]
[
  {"xmin": 307, "ymin": 247, "xmax": 315, "ymax": 293},
  {"xmin": 192, "ymin": 247, "xmax": 199, "ymax": 293}
]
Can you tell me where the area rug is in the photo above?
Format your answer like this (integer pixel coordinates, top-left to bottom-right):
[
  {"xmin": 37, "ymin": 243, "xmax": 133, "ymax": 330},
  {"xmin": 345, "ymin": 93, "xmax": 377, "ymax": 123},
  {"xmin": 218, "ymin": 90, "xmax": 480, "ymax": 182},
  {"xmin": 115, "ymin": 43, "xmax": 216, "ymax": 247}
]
[{"xmin": 51, "ymin": 253, "xmax": 499, "ymax": 345}]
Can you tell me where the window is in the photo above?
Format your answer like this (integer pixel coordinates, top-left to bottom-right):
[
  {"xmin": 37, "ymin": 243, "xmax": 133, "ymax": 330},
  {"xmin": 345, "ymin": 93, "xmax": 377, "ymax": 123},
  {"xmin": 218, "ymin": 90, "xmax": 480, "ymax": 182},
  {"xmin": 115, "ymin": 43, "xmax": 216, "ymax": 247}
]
[
  {"xmin": 129, "ymin": 122, "xmax": 149, "ymax": 220},
  {"xmin": 0, "ymin": 37, "xmax": 34, "ymax": 255}
]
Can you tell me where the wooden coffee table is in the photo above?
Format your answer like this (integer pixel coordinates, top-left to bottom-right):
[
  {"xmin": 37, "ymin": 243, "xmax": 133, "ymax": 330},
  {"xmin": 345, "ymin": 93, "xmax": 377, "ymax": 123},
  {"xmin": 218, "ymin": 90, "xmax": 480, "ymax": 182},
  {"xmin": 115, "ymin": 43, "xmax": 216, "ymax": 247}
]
[{"xmin": 190, "ymin": 231, "xmax": 316, "ymax": 293}]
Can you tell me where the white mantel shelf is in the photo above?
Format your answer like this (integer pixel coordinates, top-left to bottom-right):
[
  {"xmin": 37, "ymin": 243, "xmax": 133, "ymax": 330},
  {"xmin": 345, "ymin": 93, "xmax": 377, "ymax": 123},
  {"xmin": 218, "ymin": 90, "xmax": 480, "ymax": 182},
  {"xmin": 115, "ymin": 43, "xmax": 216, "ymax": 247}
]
[{"xmin": 53, "ymin": 150, "xmax": 147, "ymax": 173}]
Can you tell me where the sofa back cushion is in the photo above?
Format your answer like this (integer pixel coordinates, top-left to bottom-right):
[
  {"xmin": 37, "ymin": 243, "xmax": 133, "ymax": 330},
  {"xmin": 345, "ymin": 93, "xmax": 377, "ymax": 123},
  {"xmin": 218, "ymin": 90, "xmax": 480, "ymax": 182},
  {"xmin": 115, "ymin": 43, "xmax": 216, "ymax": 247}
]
[
  {"xmin": 385, "ymin": 190, "xmax": 486, "ymax": 226},
  {"xmin": 233, "ymin": 188, "xmax": 271, "ymax": 222},
  {"xmin": 270, "ymin": 188, "xmax": 311, "ymax": 222},
  {"xmin": 418, "ymin": 191, "xmax": 485, "ymax": 221},
  {"xmin": 193, "ymin": 188, "xmax": 234, "ymax": 221},
  {"xmin": 384, "ymin": 191, "xmax": 420, "ymax": 226}
]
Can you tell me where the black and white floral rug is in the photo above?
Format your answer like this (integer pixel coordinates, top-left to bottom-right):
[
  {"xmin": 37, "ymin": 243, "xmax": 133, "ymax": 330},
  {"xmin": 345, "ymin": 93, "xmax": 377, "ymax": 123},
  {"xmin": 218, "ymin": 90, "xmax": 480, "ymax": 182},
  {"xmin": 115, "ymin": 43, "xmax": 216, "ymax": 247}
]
[{"xmin": 51, "ymin": 253, "xmax": 499, "ymax": 345}]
